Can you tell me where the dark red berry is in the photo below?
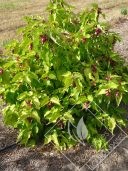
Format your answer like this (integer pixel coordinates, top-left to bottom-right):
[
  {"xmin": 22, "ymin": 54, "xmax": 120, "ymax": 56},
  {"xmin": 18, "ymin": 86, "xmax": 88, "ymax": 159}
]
[
  {"xmin": 82, "ymin": 37, "xmax": 87, "ymax": 43},
  {"xmin": 27, "ymin": 117, "xmax": 33, "ymax": 123},
  {"xmin": 0, "ymin": 68, "xmax": 3, "ymax": 75},
  {"xmin": 73, "ymin": 19, "xmax": 79, "ymax": 25},
  {"xmin": 110, "ymin": 59, "xmax": 116, "ymax": 66},
  {"xmin": 95, "ymin": 28, "xmax": 102, "ymax": 36},
  {"xmin": 45, "ymin": 77, "xmax": 49, "ymax": 80},
  {"xmin": 16, "ymin": 57, "xmax": 20, "ymax": 62},
  {"xmin": 47, "ymin": 102, "xmax": 53, "ymax": 109},
  {"xmin": 40, "ymin": 35, "xmax": 48, "ymax": 44},
  {"xmin": 29, "ymin": 43, "xmax": 33, "ymax": 50},
  {"xmin": 91, "ymin": 64, "xmax": 97, "ymax": 72}
]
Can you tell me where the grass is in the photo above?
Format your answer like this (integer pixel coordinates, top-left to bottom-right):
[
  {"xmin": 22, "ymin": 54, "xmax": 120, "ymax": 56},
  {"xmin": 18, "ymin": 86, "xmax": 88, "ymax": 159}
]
[
  {"xmin": 0, "ymin": 0, "xmax": 128, "ymax": 48},
  {"xmin": 0, "ymin": 3, "xmax": 17, "ymax": 10},
  {"xmin": 0, "ymin": 0, "xmax": 32, "ymax": 10}
]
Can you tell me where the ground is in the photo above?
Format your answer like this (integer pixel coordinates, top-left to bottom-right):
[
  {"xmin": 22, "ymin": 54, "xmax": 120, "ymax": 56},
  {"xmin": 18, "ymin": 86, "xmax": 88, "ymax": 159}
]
[
  {"xmin": 0, "ymin": 0, "xmax": 128, "ymax": 47},
  {"xmin": 0, "ymin": 0, "xmax": 128, "ymax": 171}
]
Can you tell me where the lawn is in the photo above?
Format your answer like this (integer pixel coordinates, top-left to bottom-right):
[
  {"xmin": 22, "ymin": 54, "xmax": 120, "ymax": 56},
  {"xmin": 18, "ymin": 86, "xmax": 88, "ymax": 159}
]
[{"xmin": 0, "ymin": 0, "xmax": 128, "ymax": 48}]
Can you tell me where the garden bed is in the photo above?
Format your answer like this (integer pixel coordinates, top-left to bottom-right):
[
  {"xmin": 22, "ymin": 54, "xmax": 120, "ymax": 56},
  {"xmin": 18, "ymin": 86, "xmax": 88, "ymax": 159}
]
[{"xmin": 0, "ymin": 18, "xmax": 128, "ymax": 171}]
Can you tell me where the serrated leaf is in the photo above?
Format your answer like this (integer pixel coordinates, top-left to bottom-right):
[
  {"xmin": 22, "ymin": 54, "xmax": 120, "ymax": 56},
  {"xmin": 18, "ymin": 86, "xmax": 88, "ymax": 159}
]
[
  {"xmin": 50, "ymin": 96, "xmax": 60, "ymax": 105},
  {"xmin": 44, "ymin": 107, "xmax": 60, "ymax": 123},
  {"xmin": 107, "ymin": 82, "xmax": 118, "ymax": 89},
  {"xmin": 63, "ymin": 111, "xmax": 74, "ymax": 122},
  {"xmin": 24, "ymin": 75, "xmax": 31, "ymax": 84},
  {"xmin": 40, "ymin": 96, "xmax": 49, "ymax": 107},
  {"xmin": 12, "ymin": 73, "xmax": 23, "ymax": 82},
  {"xmin": 51, "ymin": 131, "xmax": 60, "ymax": 147},
  {"xmin": 29, "ymin": 72, "xmax": 38, "ymax": 80},
  {"xmin": 62, "ymin": 71, "xmax": 73, "ymax": 87},
  {"xmin": 107, "ymin": 117, "xmax": 116, "ymax": 133},
  {"xmin": 32, "ymin": 96, "xmax": 40, "ymax": 109},
  {"xmin": 17, "ymin": 92, "xmax": 28, "ymax": 101},
  {"xmin": 4, "ymin": 61, "xmax": 16, "ymax": 69},
  {"xmin": 2, "ymin": 71, "xmax": 10, "ymax": 83},
  {"xmin": 31, "ymin": 110, "xmax": 40, "ymax": 123},
  {"xmin": 97, "ymin": 88, "xmax": 107, "ymax": 95}
]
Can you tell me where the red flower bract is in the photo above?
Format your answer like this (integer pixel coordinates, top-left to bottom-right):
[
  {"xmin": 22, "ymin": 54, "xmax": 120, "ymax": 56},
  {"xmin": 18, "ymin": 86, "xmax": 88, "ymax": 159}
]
[
  {"xmin": 0, "ymin": 68, "xmax": 3, "ymax": 75},
  {"xmin": 115, "ymin": 91, "xmax": 119, "ymax": 97},
  {"xmin": 105, "ymin": 89, "xmax": 111, "ymax": 96},
  {"xmin": 40, "ymin": 35, "xmax": 48, "ymax": 44},
  {"xmin": 29, "ymin": 43, "xmax": 33, "ymax": 50},
  {"xmin": 95, "ymin": 28, "xmax": 102, "ymax": 36},
  {"xmin": 82, "ymin": 37, "xmax": 87, "ymax": 43}
]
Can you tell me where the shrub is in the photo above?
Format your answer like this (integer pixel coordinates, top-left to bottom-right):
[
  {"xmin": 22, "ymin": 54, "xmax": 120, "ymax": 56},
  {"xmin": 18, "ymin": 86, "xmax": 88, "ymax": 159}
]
[{"xmin": 0, "ymin": 0, "xmax": 128, "ymax": 150}]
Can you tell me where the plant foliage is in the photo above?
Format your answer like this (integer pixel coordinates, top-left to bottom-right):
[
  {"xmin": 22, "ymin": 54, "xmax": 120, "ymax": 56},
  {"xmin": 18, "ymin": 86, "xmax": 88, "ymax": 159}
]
[{"xmin": 0, "ymin": 0, "xmax": 128, "ymax": 150}]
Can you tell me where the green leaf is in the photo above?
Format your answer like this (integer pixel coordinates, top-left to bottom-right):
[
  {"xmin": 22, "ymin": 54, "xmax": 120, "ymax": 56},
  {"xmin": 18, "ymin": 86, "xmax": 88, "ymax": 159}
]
[
  {"xmin": 63, "ymin": 111, "xmax": 74, "ymax": 122},
  {"xmin": 44, "ymin": 107, "xmax": 60, "ymax": 123},
  {"xmin": 4, "ymin": 109, "xmax": 18, "ymax": 127},
  {"xmin": 76, "ymin": 96, "xmax": 87, "ymax": 104},
  {"xmin": 0, "ymin": 87, "xmax": 5, "ymax": 94},
  {"xmin": 12, "ymin": 73, "xmax": 23, "ymax": 82},
  {"xmin": 87, "ymin": 95, "xmax": 93, "ymax": 102},
  {"xmin": 44, "ymin": 130, "xmax": 60, "ymax": 148},
  {"xmin": 116, "ymin": 92, "xmax": 122, "ymax": 106},
  {"xmin": 24, "ymin": 75, "xmax": 31, "ymax": 84},
  {"xmin": 51, "ymin": 131, "xmax": 60, "ymax": 147},
  {"xmin": 62, "ymin": 71, "xmax": 73, "ymax": 88},
  {"xmin": 107, "ymin": 82, "xmax": 118, "ymax": 89},
  {"xmin": 50, "ymin": 33, "xmax": 61, "ymax": 46},
  {"xmin": 4, "ymin": 61, "xmax": 16, "ymax": 69},
  {"xmin": 29, "ymin": 72, "xmax": 38, "ymax": 81},
  {"xmin": 2, "ymin": 71, "xmax": 10, "ymax": 83},
  {"xmin": 27, "ymin": 139, "xmax": 36, "ymax": 147},
  {"xmin": 32, "ymin": 96, "xmax": 40, "ymax": 109},
  {"xmin": 50, "ymin": 96, "xmax": 60, "ymax": 105},
  {"xmin": 40, "ymin": 96, "xmax": 49, "ymax": 107},
  {"xmin": 31, "ymin": 110, "xmax": 41, "ymax": 123},
  {"xmin": 20, "ymin": 130, "xmax": 32, "ymax": 145},
  {"xmin": 84, "ymin": 68, "xmax": 94, "ymax": 80},
  {"xmin": 17, "ymin": 92, "xmax": 28, "ymax": 101},
  {"xmin": 97, "ymin": 88, "xmax": 107, "ymax": 95},
  {"xmin": 107, "ymin": 117, "xmax": 116, "ymax": 133}
]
